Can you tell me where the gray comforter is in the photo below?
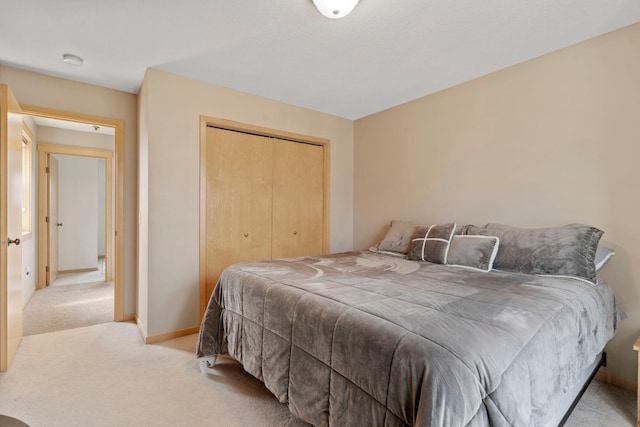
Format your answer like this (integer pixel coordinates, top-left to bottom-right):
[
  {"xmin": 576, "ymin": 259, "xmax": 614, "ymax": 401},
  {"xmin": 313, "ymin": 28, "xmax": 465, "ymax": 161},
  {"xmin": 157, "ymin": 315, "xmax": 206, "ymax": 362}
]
[{"xmin": 196, "ymin": 251, "xmax": 618, "ymax": 426}]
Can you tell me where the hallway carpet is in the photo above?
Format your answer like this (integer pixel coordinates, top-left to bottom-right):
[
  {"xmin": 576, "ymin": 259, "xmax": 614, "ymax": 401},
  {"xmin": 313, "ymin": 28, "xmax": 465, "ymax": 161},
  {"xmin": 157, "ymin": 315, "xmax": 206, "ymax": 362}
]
[{"xmin": 22, "ymin": 280, "xmax": 113, "ymax": 336}]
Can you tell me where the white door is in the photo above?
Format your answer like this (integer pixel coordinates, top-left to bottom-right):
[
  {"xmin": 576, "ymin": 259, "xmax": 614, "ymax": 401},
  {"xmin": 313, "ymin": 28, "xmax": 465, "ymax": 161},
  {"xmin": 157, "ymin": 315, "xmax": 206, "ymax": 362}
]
[{"xmin": 1, "ymin": 84, "xmax": 23, "ymax": 371}]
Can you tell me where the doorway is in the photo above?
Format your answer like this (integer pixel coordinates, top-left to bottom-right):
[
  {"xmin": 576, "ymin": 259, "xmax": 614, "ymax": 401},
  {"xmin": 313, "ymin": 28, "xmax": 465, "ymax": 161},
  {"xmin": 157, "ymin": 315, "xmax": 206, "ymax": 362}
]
[
  {"xmin": 22, "ymin": 116, "xmax": 115, "ymax": 334},
  {"xmin": 22, "ymin": 105, "xmax": 125, "ymax": 322},
  {"xmin": 1, "ymin": 87, "xmax": 126, "ymax": 370},
  {"xmin": 37, "ymin": 146, "xmax": 114, "ymax": 287}
]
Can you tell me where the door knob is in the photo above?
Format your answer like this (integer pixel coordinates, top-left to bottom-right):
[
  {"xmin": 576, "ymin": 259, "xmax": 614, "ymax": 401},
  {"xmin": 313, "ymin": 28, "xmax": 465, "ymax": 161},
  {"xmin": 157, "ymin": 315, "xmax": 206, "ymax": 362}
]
[
  {"xmin": 57, "ymin": 222, "xmax": 63, "ymax": 227},
  {"xmin": 8, "ymin": 238, "xmax": 20, "ymax": 246},
  {"xmin": 293, "ymin": 231, "xmax": 298, "ymax": 235}
]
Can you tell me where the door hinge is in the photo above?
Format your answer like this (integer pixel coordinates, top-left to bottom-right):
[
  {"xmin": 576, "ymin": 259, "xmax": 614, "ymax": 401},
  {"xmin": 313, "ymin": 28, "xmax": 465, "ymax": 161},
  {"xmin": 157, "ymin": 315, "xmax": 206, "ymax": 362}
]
[
  {"xmin": 46, "ymin": 166, "xmax": 50, "ymax": 173},
  {"xmin": 46, "ymin": 266, "xmax": 50, "ymax": 273},
  {"xmin": 46, "ymin": 216, "xmax": 49, "ymax": 223}
]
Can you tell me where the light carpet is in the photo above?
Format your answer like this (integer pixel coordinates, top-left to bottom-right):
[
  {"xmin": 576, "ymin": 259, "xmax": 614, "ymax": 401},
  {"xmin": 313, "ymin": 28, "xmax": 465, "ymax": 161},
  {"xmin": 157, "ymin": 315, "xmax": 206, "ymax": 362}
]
[
  {"xmin": 0, "ymin": 322, "xmax": 634, "ymax": 427},
  {"xmin": 22, "ymin": 280, "xmax": 114, "ymax": 336},
  {"xmin": 564, "ymin": 378, "xmax": 636, "ymax": 427},
  {"xmin": 0, "ymin": 322, "xmax": 308, "ymax": 427}
]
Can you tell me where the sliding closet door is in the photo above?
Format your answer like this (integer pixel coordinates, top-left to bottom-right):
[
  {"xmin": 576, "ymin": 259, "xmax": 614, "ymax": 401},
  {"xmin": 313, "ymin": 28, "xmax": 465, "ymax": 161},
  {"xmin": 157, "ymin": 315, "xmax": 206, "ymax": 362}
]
[
  {"xmin": 271, "ymin": 139, "xmax": 324, "ymax": 259},
  {"xmin": 205, "ymin": 127, "xmax": 273, "ymax": 302}
]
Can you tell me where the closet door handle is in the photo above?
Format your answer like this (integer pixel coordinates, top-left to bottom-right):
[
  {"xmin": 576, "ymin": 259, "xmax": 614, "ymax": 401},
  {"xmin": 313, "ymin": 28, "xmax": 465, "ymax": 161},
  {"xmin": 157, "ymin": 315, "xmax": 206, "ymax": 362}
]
[
  {"xmin": 8, "ymin": 238, "xmax": 21, "ymax": 246},
  {"xmin": 293, "ymin": 231, "xmax": 298, "ymax": 235},
  {"xmin": 244, "ymin": 233, "xmax": 249, "ymax": 238}
]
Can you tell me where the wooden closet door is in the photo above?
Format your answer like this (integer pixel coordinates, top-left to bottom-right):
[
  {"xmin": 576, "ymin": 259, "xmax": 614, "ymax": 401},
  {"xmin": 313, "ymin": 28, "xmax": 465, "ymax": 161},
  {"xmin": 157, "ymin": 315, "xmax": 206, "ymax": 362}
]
[
  {"xmin": 272, "ymin": 139, "xmax": 324, "ymax": 259},
  {"xmin": 205, "ymin": 127, "xmax": 273, "ymax": 302}
]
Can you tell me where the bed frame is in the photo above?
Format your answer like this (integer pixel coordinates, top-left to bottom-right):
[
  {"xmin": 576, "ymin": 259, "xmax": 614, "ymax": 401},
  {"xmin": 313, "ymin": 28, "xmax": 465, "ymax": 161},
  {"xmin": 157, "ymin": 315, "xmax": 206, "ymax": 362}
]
[{"xmin": 554, "ymin": 352, "xmax": 606, "ymax": 427}]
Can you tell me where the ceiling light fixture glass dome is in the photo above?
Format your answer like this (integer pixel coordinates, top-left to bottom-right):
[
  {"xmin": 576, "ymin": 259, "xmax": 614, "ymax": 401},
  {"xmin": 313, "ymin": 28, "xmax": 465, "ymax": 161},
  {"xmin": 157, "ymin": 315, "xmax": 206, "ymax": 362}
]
[{"xmin": 312, "ymin": 0, "xmax": 359, "ymax": 19}]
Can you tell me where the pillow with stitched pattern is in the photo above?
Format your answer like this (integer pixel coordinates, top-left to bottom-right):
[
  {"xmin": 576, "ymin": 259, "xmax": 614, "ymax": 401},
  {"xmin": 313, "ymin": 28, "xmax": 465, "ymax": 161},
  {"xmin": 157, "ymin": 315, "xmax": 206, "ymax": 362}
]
[{"xmin": 408, "ymin": 223, "xmax": 457, "ymax": 264}]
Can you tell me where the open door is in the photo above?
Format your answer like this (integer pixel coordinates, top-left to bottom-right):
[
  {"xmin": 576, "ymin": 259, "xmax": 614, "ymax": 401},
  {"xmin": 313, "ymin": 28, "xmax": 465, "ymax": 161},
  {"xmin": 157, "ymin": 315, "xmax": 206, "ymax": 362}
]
[
  {"xmin": 1, "ymin": 84, "xmax": 24, "ymax": 371},
  {"xmin": 47, "ymin": 155, "xmax": 59, "ymax": 285}
]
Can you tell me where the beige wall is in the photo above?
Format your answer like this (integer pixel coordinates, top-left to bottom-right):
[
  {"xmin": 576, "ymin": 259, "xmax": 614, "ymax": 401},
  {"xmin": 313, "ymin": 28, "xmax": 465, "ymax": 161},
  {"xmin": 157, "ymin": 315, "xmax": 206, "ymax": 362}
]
[
  {"xmin": 0, "ymin": 65, "xmax": 138, "ymax": 316},
  {"xmin": 138, "ymin": 69, "xmax": 354, "ymax": 337},
  {"xmin": 354, "ymin": 23, "xmax": 640, "ymax": 386},
  {"xmin": 21, "ymin": 116, "xmax": 37, "ymax": 308}
]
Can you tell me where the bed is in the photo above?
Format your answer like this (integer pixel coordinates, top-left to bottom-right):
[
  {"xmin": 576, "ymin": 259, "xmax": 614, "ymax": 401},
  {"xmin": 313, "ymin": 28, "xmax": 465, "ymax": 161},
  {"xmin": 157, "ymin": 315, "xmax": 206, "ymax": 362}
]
[{"xmin": 196, "ymin": 222, "xmax": 621, "ymax": 426}]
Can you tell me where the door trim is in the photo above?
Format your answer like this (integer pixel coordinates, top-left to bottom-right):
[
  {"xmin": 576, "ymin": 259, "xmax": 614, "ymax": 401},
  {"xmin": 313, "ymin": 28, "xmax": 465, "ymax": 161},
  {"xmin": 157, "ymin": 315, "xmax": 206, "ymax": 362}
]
[
  {"xmin": 23, "ymin": 105, "xmax": 125, "ymax": 322},
  {"xmin": 198, "ymin": 116, "xmax": 331, "ymax": 318}
]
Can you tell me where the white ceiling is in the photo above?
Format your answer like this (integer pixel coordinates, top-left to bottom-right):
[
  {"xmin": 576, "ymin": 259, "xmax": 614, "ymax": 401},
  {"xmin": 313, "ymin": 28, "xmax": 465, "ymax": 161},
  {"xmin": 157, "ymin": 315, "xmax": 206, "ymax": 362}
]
[
  {"xmin": 30, "ymin": 116, "xmax": 115, "ymax": 135},
  {"xmin": 1, "ymin": 1, "xmax": 639, "ymax": 120}
]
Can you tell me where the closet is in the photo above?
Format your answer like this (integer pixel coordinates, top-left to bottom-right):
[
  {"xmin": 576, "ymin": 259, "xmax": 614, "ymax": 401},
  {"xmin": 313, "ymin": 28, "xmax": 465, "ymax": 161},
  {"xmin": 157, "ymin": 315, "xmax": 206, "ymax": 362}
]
[{"xmin": 201, "ymin": 123, "xmax": 327, "ymax": 310}]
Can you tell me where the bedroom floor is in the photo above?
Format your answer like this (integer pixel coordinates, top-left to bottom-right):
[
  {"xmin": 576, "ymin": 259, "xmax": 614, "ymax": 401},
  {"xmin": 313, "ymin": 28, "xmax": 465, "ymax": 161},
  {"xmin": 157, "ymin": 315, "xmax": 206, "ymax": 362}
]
[
  {"xmin": 0, "ymin": 321, "xmax": 634, "ymax": 426},
  {"xmin": 565, "ymin": 379, "xmax": 636, "ymax": 426}
]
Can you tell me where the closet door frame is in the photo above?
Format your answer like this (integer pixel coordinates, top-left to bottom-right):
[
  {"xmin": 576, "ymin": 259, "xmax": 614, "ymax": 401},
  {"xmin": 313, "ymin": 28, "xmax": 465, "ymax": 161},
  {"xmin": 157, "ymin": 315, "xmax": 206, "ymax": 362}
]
[{"xmin": 198, "ymin": 116, "xmax": 330, "ymax": 318}]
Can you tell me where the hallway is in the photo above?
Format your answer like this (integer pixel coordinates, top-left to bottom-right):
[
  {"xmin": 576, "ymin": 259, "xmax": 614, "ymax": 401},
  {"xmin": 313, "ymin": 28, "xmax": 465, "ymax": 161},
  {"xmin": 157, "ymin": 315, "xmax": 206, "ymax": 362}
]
[{"xmin": 22, "ymin": 258, "xmax": 113, "ymax": 336}]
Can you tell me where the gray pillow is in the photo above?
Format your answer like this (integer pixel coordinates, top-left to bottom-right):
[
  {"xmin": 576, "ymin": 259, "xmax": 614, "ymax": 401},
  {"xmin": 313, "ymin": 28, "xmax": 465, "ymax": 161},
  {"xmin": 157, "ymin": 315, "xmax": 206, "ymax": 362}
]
[
  {"xmin": 594, "ymin": 246, "xmax": 615, "ymax": 271},
  {"xmin": 408, "ymin": 223, "xmax": 457, "ymax": 264},
  {"xmin": 454, "ymin": 224, "xmax": 475, "ymax": 235},
  {"xmin": 469, "ymin": 223, "xmax": 603, "ymax": 283},
  {"xmin": 372, "ymin": 220, "xmax": 420, "ymax": 255},
  {"xmin": 447, "ymin": 235, "xmax": 500, "ymax": 272}
]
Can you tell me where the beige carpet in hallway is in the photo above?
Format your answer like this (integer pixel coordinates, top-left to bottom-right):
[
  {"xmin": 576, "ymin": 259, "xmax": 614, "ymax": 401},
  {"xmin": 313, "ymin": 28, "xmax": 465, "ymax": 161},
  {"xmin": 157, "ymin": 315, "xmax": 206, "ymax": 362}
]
[
  {"xmin": 0, "ymin": 322, "xmax": 635, "ymax": 427},
  {"xmin": 22, "ymin": 280, "xmax": 114, "ymax": 336}
]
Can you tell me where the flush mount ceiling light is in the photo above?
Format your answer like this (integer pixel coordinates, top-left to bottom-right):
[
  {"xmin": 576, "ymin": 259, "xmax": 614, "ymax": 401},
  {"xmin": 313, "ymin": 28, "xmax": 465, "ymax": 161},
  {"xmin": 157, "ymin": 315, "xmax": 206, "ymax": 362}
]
[
  {"xmin": 62, "ymin": 53, "xmax": 84, "ymax": 66},
  {"xmin": 312, "ymin": 0, "xmax": 359, "ymax": 19}
]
